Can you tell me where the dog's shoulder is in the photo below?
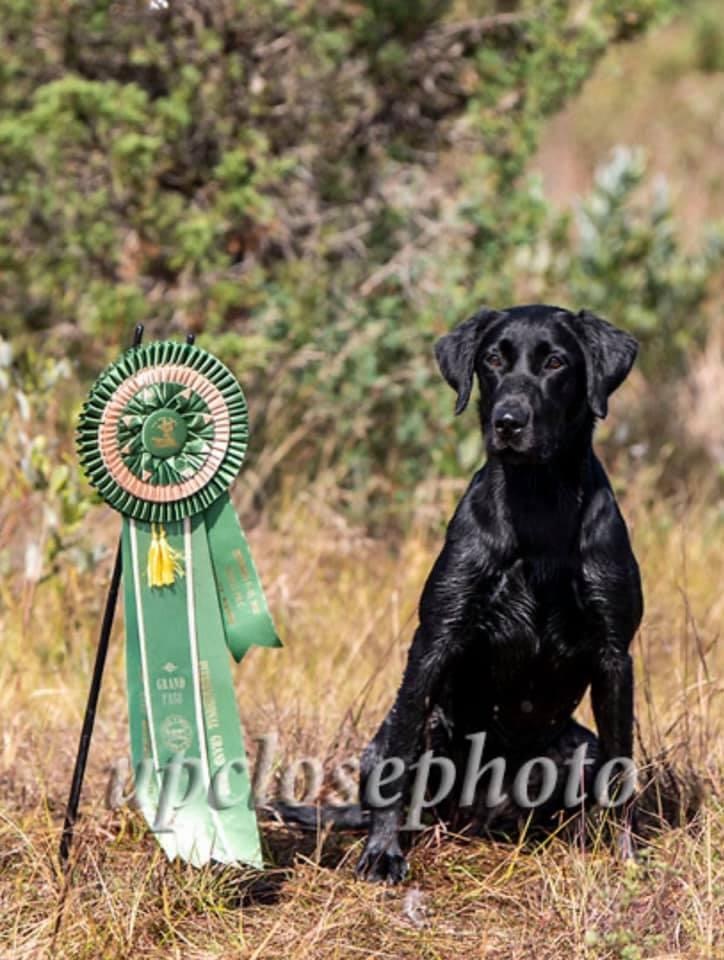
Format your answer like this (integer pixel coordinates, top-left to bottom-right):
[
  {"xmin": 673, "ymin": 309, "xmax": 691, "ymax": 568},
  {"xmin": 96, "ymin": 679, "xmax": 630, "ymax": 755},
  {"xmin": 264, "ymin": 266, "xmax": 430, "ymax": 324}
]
[
  {"xmin": 447, "ymin": 465, "xmax": 500, "ymax": 540},
  {"xmin": 446, "ymin": 465, "xmax": 485, "ymax": 529},
  {"xmin": 581, "ymin": 454, "xmax": 631, "ymax": 544},
  {"xmin": 443, "ymin": 464, "xmax": 514, "ymax": 565},
  {"xmin": 579, "ymin": 455, "xmax": 643, "ymax": 624}
]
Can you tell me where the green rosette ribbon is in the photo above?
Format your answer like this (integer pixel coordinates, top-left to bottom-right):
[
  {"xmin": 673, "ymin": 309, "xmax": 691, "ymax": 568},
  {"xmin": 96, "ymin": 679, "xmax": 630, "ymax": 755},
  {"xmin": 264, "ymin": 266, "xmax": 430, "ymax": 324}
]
[{"xmin": 77, "ymin": 340, "xmax": 281, "ymax": 868}]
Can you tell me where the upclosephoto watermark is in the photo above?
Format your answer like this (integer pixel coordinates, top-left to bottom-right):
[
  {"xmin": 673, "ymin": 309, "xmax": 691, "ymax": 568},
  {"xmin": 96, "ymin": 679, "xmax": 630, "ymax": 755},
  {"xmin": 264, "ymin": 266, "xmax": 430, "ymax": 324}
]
[{"xmin": 104, "ymin": 730, "xmax": 637, "ymax": 834}]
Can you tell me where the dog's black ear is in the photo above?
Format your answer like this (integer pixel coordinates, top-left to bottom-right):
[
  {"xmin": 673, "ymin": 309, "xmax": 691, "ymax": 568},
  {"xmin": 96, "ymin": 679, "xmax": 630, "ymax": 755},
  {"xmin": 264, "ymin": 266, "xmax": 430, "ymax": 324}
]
[
  {"xmin": 434, "ymin": 308, "xmax": 502, "ymax": 415},
  {"xmin": 575, "ymin": 310, "xmax": 638, "ymax": 419}
]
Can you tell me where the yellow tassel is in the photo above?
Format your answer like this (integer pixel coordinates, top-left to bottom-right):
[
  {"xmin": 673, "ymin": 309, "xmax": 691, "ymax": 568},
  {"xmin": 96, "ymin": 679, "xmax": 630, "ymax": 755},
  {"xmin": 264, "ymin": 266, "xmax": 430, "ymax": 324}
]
[{"xmin": 147, "ymin": 524, "xmax": 184, "ymax": 588}]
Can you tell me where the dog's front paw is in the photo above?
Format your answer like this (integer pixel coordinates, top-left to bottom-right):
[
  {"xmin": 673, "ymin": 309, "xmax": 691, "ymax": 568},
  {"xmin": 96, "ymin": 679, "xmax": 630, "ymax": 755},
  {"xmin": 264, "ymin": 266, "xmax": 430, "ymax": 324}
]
[{"xmin": 356, "ymin": 837, "xmax": 409, "ymax": 884}]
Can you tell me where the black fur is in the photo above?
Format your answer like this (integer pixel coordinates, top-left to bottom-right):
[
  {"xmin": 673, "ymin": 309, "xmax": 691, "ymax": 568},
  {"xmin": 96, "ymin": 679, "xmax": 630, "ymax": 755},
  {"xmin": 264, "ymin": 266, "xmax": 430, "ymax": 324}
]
[{"xmin": 352, "ymin": 304, "xmax": 643, "ymax": 883}]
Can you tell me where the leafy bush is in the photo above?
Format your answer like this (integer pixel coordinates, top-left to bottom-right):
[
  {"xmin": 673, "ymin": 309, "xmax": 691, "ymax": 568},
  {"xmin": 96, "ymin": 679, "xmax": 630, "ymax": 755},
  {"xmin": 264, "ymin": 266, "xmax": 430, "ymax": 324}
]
[
  {"xmin": 5, "ymin": 0, "xmax": 717, "ymax": 527},
  {"xmin": 0, "ymin": 337, "xmax": 95, "ymax": 578},
  {"xmin": 694, "ymin": 5, "xmax": 724, "ymax": 72}
]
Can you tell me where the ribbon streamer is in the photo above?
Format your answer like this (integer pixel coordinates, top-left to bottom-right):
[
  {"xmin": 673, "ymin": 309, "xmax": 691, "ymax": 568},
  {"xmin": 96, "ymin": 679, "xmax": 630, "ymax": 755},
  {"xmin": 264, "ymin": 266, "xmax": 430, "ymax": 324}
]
[{"xmin": 78, "ymin": 340, "xmax": 281, "ymax": 867}]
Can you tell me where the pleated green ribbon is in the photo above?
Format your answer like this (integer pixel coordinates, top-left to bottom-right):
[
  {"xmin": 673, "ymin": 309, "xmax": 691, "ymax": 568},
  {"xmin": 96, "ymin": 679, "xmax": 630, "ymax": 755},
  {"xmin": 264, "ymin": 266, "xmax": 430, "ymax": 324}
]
[{"xmin": 78, "ymin": 340, "xmax": 281, "ymax": 868}]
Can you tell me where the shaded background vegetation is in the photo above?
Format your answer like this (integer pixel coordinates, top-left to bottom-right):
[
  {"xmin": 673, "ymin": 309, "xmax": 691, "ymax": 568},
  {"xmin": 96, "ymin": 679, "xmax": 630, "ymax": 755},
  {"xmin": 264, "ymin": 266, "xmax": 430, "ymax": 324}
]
[{"xmin": 0, "ymin": 3, "xmax": 722, "ymax": 958}]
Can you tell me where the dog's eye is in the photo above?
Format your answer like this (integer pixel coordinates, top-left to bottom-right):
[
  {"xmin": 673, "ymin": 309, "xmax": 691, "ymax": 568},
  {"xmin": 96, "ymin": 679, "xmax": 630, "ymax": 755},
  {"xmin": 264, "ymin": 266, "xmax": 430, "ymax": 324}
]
[
  {"xmin": 544, "ymin": 355, "xmax": 566, "ymax": 371},
  {"xmin": 485, "ymin": 352, "xmax": 503, "ymax": 369}
]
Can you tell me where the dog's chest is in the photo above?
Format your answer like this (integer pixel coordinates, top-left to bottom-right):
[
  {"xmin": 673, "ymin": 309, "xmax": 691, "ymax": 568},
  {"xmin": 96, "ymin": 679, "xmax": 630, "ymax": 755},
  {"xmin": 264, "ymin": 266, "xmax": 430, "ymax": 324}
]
[
  {"xmin": 445, "ymin": 558, "xmax": 593, "ymax": 743},
  {"xmin": 474, "ymin": 555, "xmax": 591, "ymax": 681}
]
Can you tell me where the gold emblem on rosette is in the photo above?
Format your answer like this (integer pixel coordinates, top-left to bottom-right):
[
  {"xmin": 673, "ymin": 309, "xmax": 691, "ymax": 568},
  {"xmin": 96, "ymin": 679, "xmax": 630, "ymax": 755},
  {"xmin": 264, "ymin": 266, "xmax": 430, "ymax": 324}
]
[{"xmin": 98, "ymin": 364, "xmax": 230, "ymax": 504}]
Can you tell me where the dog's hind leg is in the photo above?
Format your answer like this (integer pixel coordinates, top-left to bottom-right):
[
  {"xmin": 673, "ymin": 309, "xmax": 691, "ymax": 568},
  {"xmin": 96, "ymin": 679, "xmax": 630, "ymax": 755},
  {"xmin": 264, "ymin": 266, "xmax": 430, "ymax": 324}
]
[
  {"xmin": 475, "ymin": 721, "xmax": 603, "ymax": 843},
  {"xmin": 544, "ymin": 720, "xmax": 602, "ymax": 848}
]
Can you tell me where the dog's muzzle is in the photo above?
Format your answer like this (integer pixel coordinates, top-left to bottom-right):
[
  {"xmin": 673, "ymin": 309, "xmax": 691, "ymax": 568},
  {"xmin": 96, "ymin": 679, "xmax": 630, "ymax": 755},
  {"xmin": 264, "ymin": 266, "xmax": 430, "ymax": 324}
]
[{"xmin": 492, "ymin": 399, "xmax": 531, "ymax": 444}]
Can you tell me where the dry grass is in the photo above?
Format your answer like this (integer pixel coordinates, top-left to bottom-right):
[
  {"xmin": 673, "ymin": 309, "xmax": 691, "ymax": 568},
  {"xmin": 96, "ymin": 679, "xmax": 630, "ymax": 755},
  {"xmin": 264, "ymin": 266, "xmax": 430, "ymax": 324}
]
[
  {"xmin": 0, "ymin": 466, "xmax": 721, "ymax": 960},
  {"xmin": 679, "ymin": 318, "xmax": 724, "ymax": 468}
]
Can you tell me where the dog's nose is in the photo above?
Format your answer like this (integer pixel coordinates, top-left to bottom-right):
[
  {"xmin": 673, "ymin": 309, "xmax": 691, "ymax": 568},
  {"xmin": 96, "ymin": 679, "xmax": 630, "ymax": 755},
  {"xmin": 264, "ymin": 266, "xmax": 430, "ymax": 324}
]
[{"xmin": 493, "ymin": 403, "xmax": 530, "ymax": 439}]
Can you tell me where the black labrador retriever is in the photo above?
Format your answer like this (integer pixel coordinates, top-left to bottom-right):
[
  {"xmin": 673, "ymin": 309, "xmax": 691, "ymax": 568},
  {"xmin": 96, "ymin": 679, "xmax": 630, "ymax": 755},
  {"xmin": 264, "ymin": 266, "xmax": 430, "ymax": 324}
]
[{"xmin": 354, "ymin": 303, "xmax": 643, "ymax": 884}]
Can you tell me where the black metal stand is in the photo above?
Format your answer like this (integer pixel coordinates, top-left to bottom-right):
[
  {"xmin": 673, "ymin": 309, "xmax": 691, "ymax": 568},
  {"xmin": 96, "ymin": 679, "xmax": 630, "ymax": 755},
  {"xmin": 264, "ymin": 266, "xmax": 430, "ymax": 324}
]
[
  {"xmin": 58, "ymin": 542, "xmax": 123, "ymax": 866},
  {"xmin": 57, "ymin": 323, "xmax": 146, "ymax": 869}
]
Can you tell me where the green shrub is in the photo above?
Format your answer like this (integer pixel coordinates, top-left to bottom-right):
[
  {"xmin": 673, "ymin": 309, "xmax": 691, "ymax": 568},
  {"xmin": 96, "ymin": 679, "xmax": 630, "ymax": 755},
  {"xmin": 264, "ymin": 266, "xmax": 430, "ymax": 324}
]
[{"xmin": 4, "ymin": 0, "xmax": 714, "ymax": 527}]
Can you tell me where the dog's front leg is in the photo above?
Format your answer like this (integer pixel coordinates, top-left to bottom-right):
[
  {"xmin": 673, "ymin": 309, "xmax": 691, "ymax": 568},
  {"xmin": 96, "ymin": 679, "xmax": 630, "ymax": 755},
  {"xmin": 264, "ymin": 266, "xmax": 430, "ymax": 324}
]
[
  {"xmin": 591, "ymin": 647, "xmax": 639, "ymax": 859},
  {"xmin": 356, "ymin": 532, "xmax": 485, "ymax": 883},
  {"xmin": 355, "ymin": 626, "xmax": 446, "ymax": 883},
  {"xmin": 582, "ymin": 485, "xmax": 643, "ymax": 860}
]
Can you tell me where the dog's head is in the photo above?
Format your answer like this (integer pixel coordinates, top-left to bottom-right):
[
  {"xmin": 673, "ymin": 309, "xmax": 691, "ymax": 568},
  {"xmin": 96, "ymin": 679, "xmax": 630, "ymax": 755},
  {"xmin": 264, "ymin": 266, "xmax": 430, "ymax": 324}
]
[{"xmin": 435, "ymin": 304, "xmax": 638, "ymax": 463}]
